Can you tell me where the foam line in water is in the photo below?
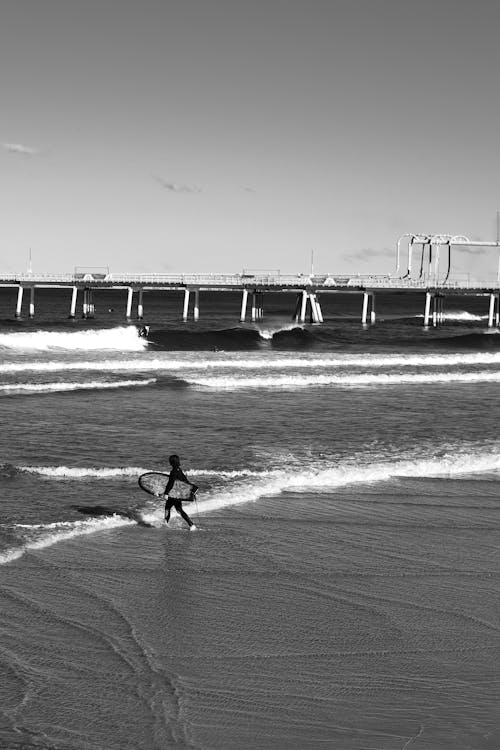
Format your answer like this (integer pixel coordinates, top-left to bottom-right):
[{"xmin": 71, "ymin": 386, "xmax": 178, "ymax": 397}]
[
  {"xmin": 0, "ymin": 379, "xmax": 156, "ymax": 395},
  {"xmin": 187, "ymin": 371, "xmax": 500, "ymax": 389},
  {"xmin": 17, "ymin": 464, "xmax": 277, "ymax": 479},
  {"xmin": 4, "ymin": 351, "xmax": 500, "ymax": 374},
  {"xmin": 0, "ymin": 326, "xmax": 146, "ymax": 351},
  {"xmin": 0, "ymin": 515, "xmax": 134, "ymax": 566},
  {"xmin": 195, "ymin": 448, "xmax": 500, "ymax": 514}
]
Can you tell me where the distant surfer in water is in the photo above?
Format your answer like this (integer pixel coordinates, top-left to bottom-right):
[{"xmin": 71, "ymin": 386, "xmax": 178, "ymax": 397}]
[{"xmin": 163, "ymin": 454, "xmax": 196, "ymax": 530}]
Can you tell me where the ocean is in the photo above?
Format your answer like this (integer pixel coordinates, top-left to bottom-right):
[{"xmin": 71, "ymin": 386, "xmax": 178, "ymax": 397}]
[{"xmin": 0, "ymin": 288, "xmax": 499, "ymax": 749}]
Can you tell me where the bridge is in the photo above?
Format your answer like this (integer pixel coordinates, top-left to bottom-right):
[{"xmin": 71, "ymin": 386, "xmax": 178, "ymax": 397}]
[{"xmin": 2, "ymin": 233, "xmax": 500, "ymax": 326}]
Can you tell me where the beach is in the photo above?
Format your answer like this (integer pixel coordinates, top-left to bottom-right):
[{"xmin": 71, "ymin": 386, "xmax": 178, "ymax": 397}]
[{"xmin": 0, "ymin": 290, "xmax": 499, "ymax": 749}]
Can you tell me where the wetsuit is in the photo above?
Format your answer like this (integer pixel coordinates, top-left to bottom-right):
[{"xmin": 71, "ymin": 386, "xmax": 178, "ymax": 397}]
[{"xmin": 164, "ymin": 465, "xmax": 194, "ymax": 527}]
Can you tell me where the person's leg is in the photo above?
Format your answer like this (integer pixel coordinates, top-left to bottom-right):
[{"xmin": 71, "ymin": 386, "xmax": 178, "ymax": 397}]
[
  {"xmin": 174, "ymin": 500, "xmax": 193, "ymax": 527},
  {"xmin": 164, "ymin": 497, "xmax": 174, "ymax": 522}
]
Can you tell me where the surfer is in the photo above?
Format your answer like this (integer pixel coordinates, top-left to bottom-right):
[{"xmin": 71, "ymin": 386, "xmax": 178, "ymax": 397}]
[{"xmin": 163, "ymin": 454, "xmax": 196, "ymax": 530}]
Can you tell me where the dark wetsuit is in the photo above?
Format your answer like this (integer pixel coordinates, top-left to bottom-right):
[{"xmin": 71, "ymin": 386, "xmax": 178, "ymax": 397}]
[{"xmin": 164, "ymin": 465, "xmax": 194, "ymax": 527}]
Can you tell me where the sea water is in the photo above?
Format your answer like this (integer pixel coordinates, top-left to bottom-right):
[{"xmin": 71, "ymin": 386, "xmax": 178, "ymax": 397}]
[{"xmin": 0, "ymin": 289, "xmax": 499, "ymax": 749}]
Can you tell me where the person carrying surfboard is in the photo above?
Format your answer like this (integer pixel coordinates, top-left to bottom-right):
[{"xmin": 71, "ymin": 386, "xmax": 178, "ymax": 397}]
[{"xmin": 163, "ymin": 454, "xmax": 197, "ymax": 530}]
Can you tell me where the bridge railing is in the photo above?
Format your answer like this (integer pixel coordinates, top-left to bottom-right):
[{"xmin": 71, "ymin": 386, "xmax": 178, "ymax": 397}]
[{"xmin": 0, "ymin": 272, "xmax": 498, "ymax": 290}]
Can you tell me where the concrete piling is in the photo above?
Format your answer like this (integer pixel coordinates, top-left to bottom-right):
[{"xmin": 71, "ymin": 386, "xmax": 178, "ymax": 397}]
[{"xmin": 15, "ymin": 286, "xmax": 23, "ymax": 318}]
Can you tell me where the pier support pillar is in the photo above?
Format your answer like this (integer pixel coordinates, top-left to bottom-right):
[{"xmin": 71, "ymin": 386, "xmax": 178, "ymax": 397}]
[
  {"xmin": 193, "ymin": 289, "xmax": 200, "ymax": 322},
  {"xmin": 251, "ymin": 292, "xmax": 257, "ymax": 322},
  {"xmin": 300, "ymin": 290, "xmax": 308, "ymax": 323},
  {"xmin": 361, "ymin": 292, "xmax": 376, "ymax": 326},
  {"xmin": 424, "ymin": 292, "xmax": 445, "ymax": 327},
  {"xmin": 15, "ymin": 286, "xmax": 23, "ymax": 318},
  {"xmin": 83, "ymin": 288, "xmax": 95, "ymax": 319},
  {"xmin": 137, "ymin": 289, "xmax": 144, "ymax": 320},
  {"xmin": 309, "ymin": 293, "xmax": 320, "ymax": 323},
  {"xmin": 432, "ymin": 295, "xmax": 444, "ymax": 326},
  {"xmin": 424, "ymin": 292, "xmax": 432, "ymax": 327},
  {"xmin": 183, "ymin": 289, "xmax": 190, "ymax": 321},
  {"xmin": 488, "ymin": 293, "xmax": 500, "ymax": 327},
  {"xmin": 126, "ymin": 287, "xmax": 133, "ymax": 319},
  {"xmin": 254, "ymin": 292, "xmax": 263, "ymax": 320},
  {"xmin": 29, "ymin": 287, "xmax": 35, "ymax": 319},
  {"xmin": 314, "ymin": 294, "xmax": 324, "ymax": 323},
  {"xmin": 240, "ymin": 289, "xmax": 248, "ymax": 322},
  {"xmin": 293, "ymin": 291, "xmax": 323, "ymax": 324},
  {"xmin": 69, "ymin": 286, "xmax": 78, "ymax": 319}
]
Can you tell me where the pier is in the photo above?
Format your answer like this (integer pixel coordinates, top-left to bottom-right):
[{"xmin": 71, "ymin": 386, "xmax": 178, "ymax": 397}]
[{"xmin": 2, "ymin": 233, "xmax": 500, "ymax": 326}]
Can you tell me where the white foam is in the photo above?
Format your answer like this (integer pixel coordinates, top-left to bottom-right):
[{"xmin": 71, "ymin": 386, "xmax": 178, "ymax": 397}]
[
  {"xmin": 20, "ymin": 465, "xmax": 149, "ymax": 478},
  {"xmin": 444, "ymin": 311, "xmax": 485, "ymax": 321},
  {"xmin": 0, "ymin": 326, "xmax": 146, "ymax": 351},
  {"xmin": 3, "ymin": 351, "xmax": 500, "ymax": 375},
  {"xmin": 18, "ymin": 464, "xmax": 277, "ymax": 479},
  {"xmin": 257, "ymin": 323, "xmax": 303, "ymax": 340},
  {"xmin": 195, "ymin": 449, "xmax": 500, "ymax": 514},
  {"xmin": 186, "ymin": 371, "xmax": 500, "ymax": 389},
  {"xmin": 0, "ymin": 515, "xmax": 134, "ymax": 566},
  {"xmin": 0, "ymin": 378, "xmax": 155, "ymax": 395}
]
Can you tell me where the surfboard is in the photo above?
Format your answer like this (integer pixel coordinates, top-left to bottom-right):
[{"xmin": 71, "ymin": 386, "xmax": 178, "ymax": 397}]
[{"xmin": 138, "ymin": 472, "xmax": 198, "ymax": 501}]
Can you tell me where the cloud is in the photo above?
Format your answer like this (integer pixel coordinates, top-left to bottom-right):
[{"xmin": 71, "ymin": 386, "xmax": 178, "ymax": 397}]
[
  {"xmin": 153, "ymin": 175, "xmax": 202, "ymax": 193},
  {"xmin": 2, "ymin": 142, "xmax": 38, "ymax": 156},
  {"xmin": 344, "ymin": 247, "xmax": 394, "ymax": 261}
]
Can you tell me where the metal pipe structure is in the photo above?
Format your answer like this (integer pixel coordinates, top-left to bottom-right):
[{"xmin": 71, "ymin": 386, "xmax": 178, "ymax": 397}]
[{"xmin": 393, "ymin": 234, "xmax": 415, "ymax": 277}]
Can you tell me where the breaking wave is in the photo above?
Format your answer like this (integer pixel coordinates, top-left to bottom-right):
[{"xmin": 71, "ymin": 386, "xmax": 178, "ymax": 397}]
[
  {"xmin": 0, "ymin": 379, "xmax": 156, "ymax": 396},
  {"xmin": 195, "ymin": 446, "xmax": 500, "ymax": 515},
  {"xmin": 0, "ymin": 326, "xmax": 146, "ymax": 351},
  {"xmin": 15, "ymin": 465, "xmax": 273, "ymax": 479},
  {"xmin": 0, "ymin": 516, "xmax": 134, "ymax": 565},
  {"xmin": 3, "ymin": 351, "xmax": 500, "ymax": 375},
  {"xmin": 3, "ymin": 444, "xmax": 500, "ymax": 565},
  {"xmin": 185, "ymin": 371, "xmax": 500, "ymax": 390}
]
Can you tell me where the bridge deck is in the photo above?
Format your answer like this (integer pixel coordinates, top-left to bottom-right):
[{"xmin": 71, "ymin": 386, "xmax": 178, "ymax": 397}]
[{"xmin": 0, "ymin": 273, "xmax": 498, "ymax": 293}]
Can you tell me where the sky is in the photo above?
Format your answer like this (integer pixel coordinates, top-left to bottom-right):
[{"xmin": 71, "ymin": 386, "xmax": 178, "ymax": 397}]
[{"xmin": 2, "ymin": 0, "xmax": 500, "ymax": 278}]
